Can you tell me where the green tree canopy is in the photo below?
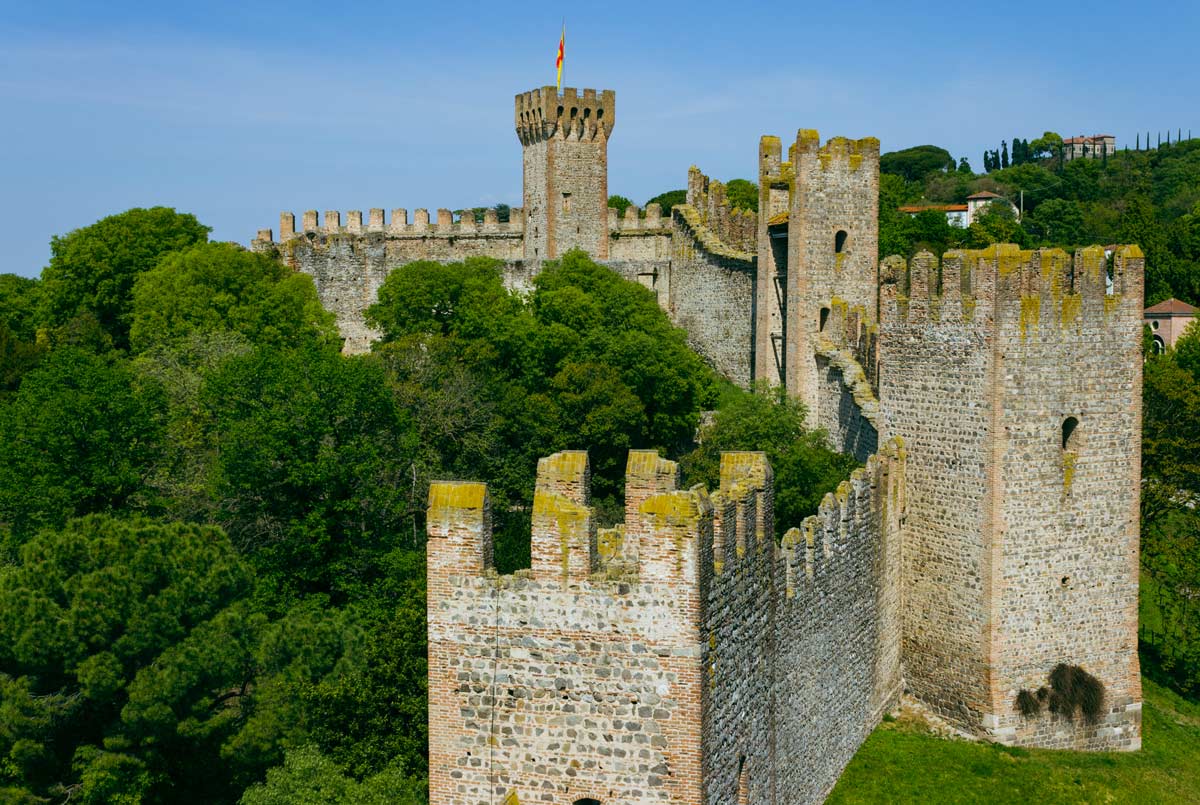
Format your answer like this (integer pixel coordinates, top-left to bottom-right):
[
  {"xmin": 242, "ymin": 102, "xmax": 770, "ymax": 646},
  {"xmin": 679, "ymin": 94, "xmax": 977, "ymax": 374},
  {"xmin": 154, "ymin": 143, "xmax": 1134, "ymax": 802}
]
[
  {"xmin": 880, "ymin": 145, "xmax": 955, "ymax": 182},
  {"xmin": 725, "ymin": 179, "xmax": 759, "ymax": 212},
  {"xmin": 645, "ymin": 189, "xmax": 686, "ymax": 216},
  {"xmin": 1026, "ymin": 198, "xmax": 1086, "ymax": 246},
  {"xmin": 0, "ymin": 347, "xmax": 166, "ymax": 542},
  {"xmin": 199, "ymin": 344, "xmax": 419, "ymax": 609},
  {"xmin": 239, "ymin": 746, "xmax": 424, "ymax": 805},
  {"xmin": 607, "ymin": 195, "xmax": 634, "ymax": 217},
  {"xmin": 39, "ymin": 208, "xmax": 210, "ymax": 349},
  {"xmin": 0, "ymin": 515, "xmax": 364, "ymax": 804},
  {"xmin": 1029, "ymin": 131, "xmax": 1064, "ymax": 160},
  {"xmin": 129, "ymin": 243, "xmax": 338, "ymax": 354}
]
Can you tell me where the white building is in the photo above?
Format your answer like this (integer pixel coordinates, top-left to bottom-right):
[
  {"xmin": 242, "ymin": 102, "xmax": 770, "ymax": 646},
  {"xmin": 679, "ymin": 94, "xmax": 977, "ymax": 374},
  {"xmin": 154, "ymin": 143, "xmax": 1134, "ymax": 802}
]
[{"xmin": 966, "ymin": 191, "xmax": 1020, "ymax": 224}]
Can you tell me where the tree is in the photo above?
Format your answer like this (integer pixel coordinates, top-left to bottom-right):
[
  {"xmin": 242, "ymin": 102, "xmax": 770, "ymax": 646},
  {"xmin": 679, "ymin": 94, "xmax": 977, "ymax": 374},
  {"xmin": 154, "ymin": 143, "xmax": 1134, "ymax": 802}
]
[
  {"xmin": 0, "ymin": 516, "xmax": 250, "ymax": 803},
  {"xmin": 240, "ymin": 746, "xmax": 425, "ymax": 805},
  {"xmin": 129, "ymin": 243, "xmax": 338, "ymax": 354},
  {"xmin": 199, "ymin": 345, "xmax": 419, "ymax": 609},
  {"xmin": 957, "ymin": 157, "xmax": 973, "ymax": 175},
  {"xmin": 0, "ymin": 275, "xmax": 42, "ymax": 341},
  {"xmin": 880, "ymin": 145, "xmax": 955, "ymax": 182},
  {"xmin": 607, "ymin": 195, "xmax": 634, "ymax": 217},
  {"xmin": 1026, "ymin": 198, "xmax": 1086, "ymax": 246},
  {"xmin": 0, "ymin": 348, "xmax": 167, "ymax": 542},
  {"xmin": 1001, "ymin": 140, "xmax": 1010, "ymax": 169},
  {"xmin": 966, "ymin": 201, "xmax": 1028, "ymax": 248},
  {"xmin": 0, "ymin": 515, "xmax": 365, "ymax": 804},
  {"xmin": 1175, "ymin": 319, "xmax": 1200, "ymax": 382},
  {"xmin": 725, "ymin": 178, "xmax": 759, "ymax": 212},
  {"xmin": 366, "ymin": 251, "xmax": 720, "ymax": 569},
  {"xmin": 1029, "ymin": 131, "xmax": 1064, "ymax": 160},
  {"xmin": 39, "ymin": 208, "xmax": 210, "ymax": 350},
  {"xmin": 681, "ymin": 383, "xmax": 858, "ymax": 537},
  {"xmin": 645, "ymin": 189, "xmax": 686, "ymax": 216}
]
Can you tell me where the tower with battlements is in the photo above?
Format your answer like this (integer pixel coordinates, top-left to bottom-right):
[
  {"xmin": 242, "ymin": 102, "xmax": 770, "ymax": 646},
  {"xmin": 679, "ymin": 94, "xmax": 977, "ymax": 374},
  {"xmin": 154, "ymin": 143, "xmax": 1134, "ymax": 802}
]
[
  {"xmin": 247, "ymin": 82, "xmax": 1148, "ymax": 801},
  {"xmin": 878, "ymin": 245, "xmax": 1144, "ymax": 749},
  {"xmin": 516, "ymin": 86, "xmax": 615, "ymax": 262}
]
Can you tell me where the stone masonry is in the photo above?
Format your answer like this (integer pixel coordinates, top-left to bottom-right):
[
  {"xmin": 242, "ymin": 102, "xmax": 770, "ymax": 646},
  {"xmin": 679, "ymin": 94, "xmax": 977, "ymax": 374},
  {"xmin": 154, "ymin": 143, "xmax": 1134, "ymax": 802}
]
[
  {"xmin": 879, "ymin": 245, "xmax": 1144, "ymax": 749},
  {"xmin": 248, "ymin": 80, "xmax": 1147, "ymax": 802},
  {"xmin": 427, "ymin": 444, "xmax": 904, "ymax": 805}
]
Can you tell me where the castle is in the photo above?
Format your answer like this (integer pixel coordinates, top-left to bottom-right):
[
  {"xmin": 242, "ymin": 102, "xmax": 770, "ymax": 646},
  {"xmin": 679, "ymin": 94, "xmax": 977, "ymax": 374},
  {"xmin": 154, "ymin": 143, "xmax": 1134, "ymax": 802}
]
[{"xmin": 252, "ymin": 85, "xmax": 1145, "ymax": 804}]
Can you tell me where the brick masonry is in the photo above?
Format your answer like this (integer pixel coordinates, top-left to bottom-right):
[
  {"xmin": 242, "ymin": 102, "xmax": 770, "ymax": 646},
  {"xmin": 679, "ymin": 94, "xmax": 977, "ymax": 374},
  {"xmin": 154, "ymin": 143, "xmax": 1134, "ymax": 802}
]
[
  {"xmin": 248, "ymin": 81, "xmax": 1148, "ymax": 802},
  {"xmin": 880, "ymin": 245, "xmax": 1144, "ymax": 750},
  {"xmin": 427, "ymin": 445, "xmax": 904, "ymax": 805}
]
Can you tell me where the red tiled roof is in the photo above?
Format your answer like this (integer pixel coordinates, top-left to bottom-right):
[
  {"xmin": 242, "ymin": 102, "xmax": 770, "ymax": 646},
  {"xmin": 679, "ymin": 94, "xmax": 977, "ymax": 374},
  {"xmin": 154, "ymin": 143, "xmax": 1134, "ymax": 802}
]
[
  {"xmin": 899, "ymin": 204, "xmax": 968, "ymax": 213},
  {"xmin": 1144, "ymin": 298, "xmax": 1199, "ymax": 315},
  {"xmin": 1064, "ymin": 135, "xmax": 1114, "ymax": 144}
]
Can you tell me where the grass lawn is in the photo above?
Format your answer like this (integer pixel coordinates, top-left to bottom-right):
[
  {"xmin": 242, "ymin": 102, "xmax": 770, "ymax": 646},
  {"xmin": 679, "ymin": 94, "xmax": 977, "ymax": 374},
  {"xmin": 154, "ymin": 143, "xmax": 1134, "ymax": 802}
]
[{"xmin": 827, "ymin": 678, "xmax": 1200, "ymax": 804}]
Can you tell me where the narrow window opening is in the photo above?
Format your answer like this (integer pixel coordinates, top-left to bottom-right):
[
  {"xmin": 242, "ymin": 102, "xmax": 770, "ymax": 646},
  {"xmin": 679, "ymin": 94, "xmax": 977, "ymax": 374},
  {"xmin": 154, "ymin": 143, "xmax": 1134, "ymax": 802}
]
[
  {"xmin": 1061, "ymin": 416, "xmax": 1079, "ymax": 451},
  {"xmin": 819, "ymin": 307, "xmax": 830, "ymax": 332},
  {"xmin": 834, "ymin": 229, "xmax": 849, "ymax": 253},
  {"xmin": 738, "ymin": 756, "xmax": 749, "ymax": 805},
  {"xmin": 574, "ymin": 800, "xmax": 602, "ymax": 805},
  {"xmin": 562, "ymin": 192, "xmax": 572, "ymax": 214}
]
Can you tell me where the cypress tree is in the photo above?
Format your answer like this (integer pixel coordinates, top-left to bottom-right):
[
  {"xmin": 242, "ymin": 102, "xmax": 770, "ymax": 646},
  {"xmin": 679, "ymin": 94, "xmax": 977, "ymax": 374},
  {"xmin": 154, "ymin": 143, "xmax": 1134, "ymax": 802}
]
[{"xmin": 1001, "ymin": 141, "xmax": 1009, "ymax": 169}]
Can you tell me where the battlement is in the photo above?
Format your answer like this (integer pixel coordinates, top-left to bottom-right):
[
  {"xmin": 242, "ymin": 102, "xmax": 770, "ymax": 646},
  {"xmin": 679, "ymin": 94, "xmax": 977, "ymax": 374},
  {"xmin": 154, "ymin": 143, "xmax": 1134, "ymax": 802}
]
[
  {"xmin": 685, "ymin": 166, "xmax": 758, "ymax": 253},
  {"xmin": 780, "ymin": 437, "xmax": 904, "ymax": 599},
  {"xmin": 255, "ymin": 207, "xmax": 527, "ymax": 243},
  {"xmin": 880, "ymin": 244, "xmax": 1145, "ymax": 339},
  {"xmin": 607, "ymin": 202, "xmax": 668, "ymax": 233},
  {"xmin": 793, "ymin": 129, "xmax": 881, "ymax": 172},
  {"xmin": 515, "ymin": 85, "xmax": 615, "ymax": 146}
]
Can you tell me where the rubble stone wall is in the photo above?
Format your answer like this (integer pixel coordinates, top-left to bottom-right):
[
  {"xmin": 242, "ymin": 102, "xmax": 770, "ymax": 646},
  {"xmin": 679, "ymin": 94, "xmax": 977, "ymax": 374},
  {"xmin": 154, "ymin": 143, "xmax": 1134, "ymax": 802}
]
[{"xmin": 880, "ymin": 245, "xmax": 1144, "ymax": 750}]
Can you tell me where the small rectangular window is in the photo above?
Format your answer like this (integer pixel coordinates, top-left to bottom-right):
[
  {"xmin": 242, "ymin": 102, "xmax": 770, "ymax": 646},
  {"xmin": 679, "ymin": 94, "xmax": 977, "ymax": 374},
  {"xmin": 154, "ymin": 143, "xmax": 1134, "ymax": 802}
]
[{"xmin": 562, "ymin": 192, "xmax": 572, "ymax": 214}]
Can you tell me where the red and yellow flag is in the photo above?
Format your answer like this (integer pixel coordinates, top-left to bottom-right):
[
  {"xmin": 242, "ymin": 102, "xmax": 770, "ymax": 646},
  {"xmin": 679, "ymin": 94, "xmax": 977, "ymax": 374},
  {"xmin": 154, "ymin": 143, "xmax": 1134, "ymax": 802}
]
[{"xmin": 555, "ymin": 24, "xmax": 565, "ymax": 90}]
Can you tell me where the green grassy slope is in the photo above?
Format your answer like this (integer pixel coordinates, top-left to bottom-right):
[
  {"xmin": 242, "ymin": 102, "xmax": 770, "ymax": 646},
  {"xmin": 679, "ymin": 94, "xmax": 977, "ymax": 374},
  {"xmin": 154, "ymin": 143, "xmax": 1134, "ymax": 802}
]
[{"xmin": 828, "ymin": 679, "xmax": 1200, "ymax": 804}]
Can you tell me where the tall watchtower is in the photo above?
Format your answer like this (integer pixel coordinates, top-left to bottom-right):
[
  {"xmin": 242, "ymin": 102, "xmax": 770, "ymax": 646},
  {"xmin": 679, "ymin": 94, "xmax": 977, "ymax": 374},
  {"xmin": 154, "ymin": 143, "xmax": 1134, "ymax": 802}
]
[
  {"xmin": 784, "ymin": 130, "xmax": 880, "ymax": 418},
  {"xmin": 515, "ymin": 86, "xmax": 615, "ymax": 262}
]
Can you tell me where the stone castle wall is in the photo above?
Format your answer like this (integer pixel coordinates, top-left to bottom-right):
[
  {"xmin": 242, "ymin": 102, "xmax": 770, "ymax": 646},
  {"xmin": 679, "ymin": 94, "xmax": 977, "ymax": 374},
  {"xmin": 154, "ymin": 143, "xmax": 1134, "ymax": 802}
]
[
  {"xmin": 667, "ymin": 204, "xmax": 757, "ymax": 387},
  {"xmin": 880, "ymin": 245, "xmax": 1144, "ymax": 750},
  {"xmin": 427, "ymin": 437, "xmax": 904, "ymax": 804},
  {"xmin": 253, "ymin": 209, "xmax": 529, "ymax": 352}
]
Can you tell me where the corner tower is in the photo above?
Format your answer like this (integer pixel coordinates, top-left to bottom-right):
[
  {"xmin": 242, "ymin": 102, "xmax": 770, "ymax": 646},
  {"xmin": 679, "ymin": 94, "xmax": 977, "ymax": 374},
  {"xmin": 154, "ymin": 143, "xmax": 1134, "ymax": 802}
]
[
  {"xmin": 515, "ymin": 86, "xmax": 615, "ymax": 262},
  {"xmin": 880, "ymin": 245, "xmax": 1144, "ymax": 749}
]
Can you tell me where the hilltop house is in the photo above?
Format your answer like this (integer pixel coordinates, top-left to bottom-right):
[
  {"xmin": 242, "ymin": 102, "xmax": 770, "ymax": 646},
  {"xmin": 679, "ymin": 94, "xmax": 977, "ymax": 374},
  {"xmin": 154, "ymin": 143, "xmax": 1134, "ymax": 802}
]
[{"xmin": 1144, "ymin": 297, "xmax": 1198, "ymax": 352}]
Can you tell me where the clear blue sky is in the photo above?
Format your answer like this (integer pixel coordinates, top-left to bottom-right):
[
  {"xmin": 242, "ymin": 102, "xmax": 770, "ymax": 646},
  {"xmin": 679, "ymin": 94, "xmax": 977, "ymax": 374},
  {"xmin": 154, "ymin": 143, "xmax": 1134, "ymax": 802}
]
[{"xmin": 3, "ymin": 0, "xmax": 1196, "ymax": 277}]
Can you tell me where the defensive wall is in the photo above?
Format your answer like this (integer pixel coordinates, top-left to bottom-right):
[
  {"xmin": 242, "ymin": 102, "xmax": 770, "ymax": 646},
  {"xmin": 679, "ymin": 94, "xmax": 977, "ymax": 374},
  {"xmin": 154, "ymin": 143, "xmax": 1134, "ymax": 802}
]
[
  {"xmin": 249, "ymin": 81, "xmax": 1146, "ymax": 793},
  {"xmin": 427, "ymin": 440, "xmax": 904, "ymax": 805},
  {"xmin": 880, "ymin": 244, "xmax": 1144, "ymax": 750},
  {"xmin": 250, "ymin": 162, "xmax": 763, "ymax": 386}
]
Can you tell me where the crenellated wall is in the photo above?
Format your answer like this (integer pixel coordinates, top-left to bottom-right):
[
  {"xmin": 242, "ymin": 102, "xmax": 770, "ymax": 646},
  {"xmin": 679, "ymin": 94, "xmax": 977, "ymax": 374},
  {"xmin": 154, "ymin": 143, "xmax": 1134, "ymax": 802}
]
[
  {"xmin": 427, "ymin": 441, "xmax": 904, "ymax": 805},
  {"xmin": 667, "ymin": 205, "xmax": 757, "ymax": 387},
  {"xmin": 253, "ymin": 208, "xmax": 529, "ymax": 353},
  {"xmin": 880, "ymin": 244, "xmax": 1144, "ymax": 750},
  {"xmin": 686, "ymin": 166, "xmax": 759, "ymax": 254}
]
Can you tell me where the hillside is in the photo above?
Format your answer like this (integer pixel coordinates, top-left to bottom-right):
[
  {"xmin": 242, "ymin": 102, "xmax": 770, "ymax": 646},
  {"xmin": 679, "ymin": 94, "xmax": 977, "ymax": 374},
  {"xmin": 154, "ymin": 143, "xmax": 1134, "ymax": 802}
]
[{"xmin": 829, "ymin": 679, "xmax": 1200, "ymax": 804}]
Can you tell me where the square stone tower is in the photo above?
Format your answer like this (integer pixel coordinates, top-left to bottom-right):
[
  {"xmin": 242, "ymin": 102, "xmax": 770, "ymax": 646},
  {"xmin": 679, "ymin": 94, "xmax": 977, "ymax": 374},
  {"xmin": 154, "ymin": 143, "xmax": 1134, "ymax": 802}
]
[
  {"xmin": 755, "ymin": 131, "xmax": 880, "ymax": 417},
  {"xmin": 880, "ymin": 245, "xmax": 1144, "ymax": 749},
  {"xmin": 515, "ymin": 86, "xmax": 615, "ymax": 263}
]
